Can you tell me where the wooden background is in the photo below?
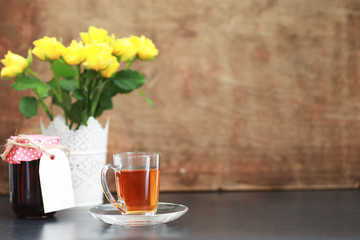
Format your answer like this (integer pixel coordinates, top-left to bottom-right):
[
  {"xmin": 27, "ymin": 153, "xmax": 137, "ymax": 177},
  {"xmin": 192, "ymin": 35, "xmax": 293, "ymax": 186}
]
[{"xmin": 1, "ymin": 0, "xmax": 360, "ymax": 193}]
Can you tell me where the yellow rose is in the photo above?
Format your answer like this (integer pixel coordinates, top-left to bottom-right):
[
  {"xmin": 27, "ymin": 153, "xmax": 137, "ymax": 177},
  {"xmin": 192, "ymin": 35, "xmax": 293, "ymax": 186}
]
[
  {"xmin": 112, "ymin": 38, "xmax": 137, "ymax": 62},
  {"xmin": 106, "ymin": 34, "xmax": 116, "ymax": 46},
  {"xmin": 130, "ymin": 35, "xmax": 159, "ymax": 60},
  {"xmin": 80, "ymin": 26, "xmax": 109, "ymax": 44},
  {"xmin": 62, "ymin": 40, "xmax": 86, "ymax": 65},
  {"xmin": 84, "ymin": 42, "xmax": 112, "ymax": 56},
  {"xmin": 100, "ymin": 56, "xmax": 120, "ymax": 78},
  {"xmin": 32, "ymin": 37, "xmax": 64, "ymax": 61},
  {"xmin": 0, "ymin": 51, "xmax": 29, "ymax": 78},
  {"xmin": 83, "ymin": 43, "xmax": 113, "ymax": 71}
]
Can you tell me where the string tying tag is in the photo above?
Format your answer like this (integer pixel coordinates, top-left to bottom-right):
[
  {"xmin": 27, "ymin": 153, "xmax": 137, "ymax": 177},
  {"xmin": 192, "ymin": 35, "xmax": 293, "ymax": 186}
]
[{"xmin": 1, "ymin": 134, "xmax": 70, "ymax": 162}]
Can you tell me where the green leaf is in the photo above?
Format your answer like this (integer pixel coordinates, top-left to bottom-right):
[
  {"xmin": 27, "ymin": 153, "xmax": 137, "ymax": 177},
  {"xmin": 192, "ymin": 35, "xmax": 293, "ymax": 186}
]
[
  {"xmin": 11, "ymin": 75, "xmax": 50, "ymax": 98},
  {"xmin": 19, "ymin": 96, "xmax": 38, "ymax": 119},
  {"xmin": 139, "ymin": 89, "xmax": 154, "ymax": 106},
  {"xmin": 68, "ymin": 100, "xmax": 85, "ymax": 125},
  {"xmin": 12, "ymin": 75, "xmax": 44, "ymax": 90},
  {"xmin": 72, "ymin": 89, "xmax": 85, "ymax": 100},
  {"xmin": 47, "ymin": 78, "xmax": 56, "ymax": 87},
  {"xmin": 52, "ymin": 90, "xmax": 71, "ymax": 110},
  {"xmin": 94, "ymin": 108, "xmax": 104, "ymax": 119},
  {"xmin": 94, "ymin": 92, "xmax": 113, "ymax": 118},
  {"xmin": 86, "ymin": 69, "xmax": 98, "ymax": 80},
  {"xmin": 60, "ymin": 79, "xmax": 77, "ymax": 92},
  {"xmin": 38, "ymin": 85, "xmax": 50, "ymax": 98},
  {"xmin": 52, "ymin": 96, "xmax": 60, "ymax": 106},
  {"xmin": 47, "ymin": 79, "xmax": 56, "ymax": 97},
  {"xmin": 104, "ymin": 79, "xmax": 121, "ymax": 96},
  {"xmin": 62, "ymin": 91, "xmax": 72, "ymax": 111},
  {"xmin": 89, "ymin": 88, "xmax": 97, "ymax": 100},
  {"xmin": 81, "ymin": 110, "xmax": 89, "ymax": 126},
  {"xmin": 51, "ymin": 59, "xmax": 77, "ymax": 78},
  {"xmin": 100, "ymin": 92, "xmax": 113, "ymax": 110},
  {"xmin": 112, "ymin": 69, "xmax": 146, "ymax": 93}
]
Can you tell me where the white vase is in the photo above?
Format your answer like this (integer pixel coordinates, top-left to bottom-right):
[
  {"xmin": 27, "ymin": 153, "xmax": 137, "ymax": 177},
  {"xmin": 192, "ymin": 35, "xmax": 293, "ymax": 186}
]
[{"xmin": 40, "ymin": 116, "xmax": 109, "ymax": 207}]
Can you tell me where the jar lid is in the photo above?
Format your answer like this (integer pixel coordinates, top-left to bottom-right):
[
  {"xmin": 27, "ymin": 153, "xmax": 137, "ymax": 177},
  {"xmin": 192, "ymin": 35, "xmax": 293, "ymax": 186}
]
[{"xmin": 3, "ymin": 135, "xmax": 60, "ymax": 164}]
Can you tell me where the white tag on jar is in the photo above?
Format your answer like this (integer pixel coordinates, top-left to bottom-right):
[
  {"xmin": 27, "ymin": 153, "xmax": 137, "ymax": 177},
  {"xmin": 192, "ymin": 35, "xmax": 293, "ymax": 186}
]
[{"xmin": 39, "ymin": 148, "xmax": 75, "ymax": 213}]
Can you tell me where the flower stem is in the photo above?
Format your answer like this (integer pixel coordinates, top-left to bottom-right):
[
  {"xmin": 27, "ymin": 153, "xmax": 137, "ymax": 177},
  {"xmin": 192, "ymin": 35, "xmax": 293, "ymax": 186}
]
[
  {"xmin": 90, "ymin": 78, "xmax": 107, "ymax": 116},
  {"xmin": 53, "ymin": 74, "xmax": 69, "ymax": 125},
  {"xmin": 125, "ymin": 56, "xmax": 137, "ymax": 70},
  {"xmin": 76, "ymin": 64, "xmax": 81, "ymax": 88},
  {"xmin": 26, "ymin": 69, "xmax": 39, "ymax": 77},
  {"xmin": 35, "ymin": 89, "xmax": 53, "ymax": 121}
]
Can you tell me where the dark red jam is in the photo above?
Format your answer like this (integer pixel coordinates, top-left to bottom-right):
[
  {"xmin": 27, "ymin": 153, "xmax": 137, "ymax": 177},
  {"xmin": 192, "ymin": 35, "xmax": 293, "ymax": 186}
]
[{"xmin": 9, "ymin": 159, "xmax": 55, "ymax": 218}]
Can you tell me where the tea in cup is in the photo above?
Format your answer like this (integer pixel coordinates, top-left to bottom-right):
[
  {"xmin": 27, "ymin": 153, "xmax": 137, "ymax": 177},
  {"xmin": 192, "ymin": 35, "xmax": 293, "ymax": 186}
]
[{"xmin": 101, "ymin": 152, "xmax": 160, "ymax": 215}]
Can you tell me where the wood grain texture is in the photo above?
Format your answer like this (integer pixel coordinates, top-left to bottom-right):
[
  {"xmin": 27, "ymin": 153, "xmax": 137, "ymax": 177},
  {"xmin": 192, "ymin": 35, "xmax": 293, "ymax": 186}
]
[{"xmin": 1, "ymin": 0, "xmax": 360, "ymax": 193}]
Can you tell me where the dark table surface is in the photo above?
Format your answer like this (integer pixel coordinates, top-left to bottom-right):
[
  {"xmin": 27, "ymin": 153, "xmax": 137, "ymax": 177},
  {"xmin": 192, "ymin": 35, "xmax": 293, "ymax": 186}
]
[{"xmin": 0, "ymin": 190, "xmax": 360, "ymax": 240}]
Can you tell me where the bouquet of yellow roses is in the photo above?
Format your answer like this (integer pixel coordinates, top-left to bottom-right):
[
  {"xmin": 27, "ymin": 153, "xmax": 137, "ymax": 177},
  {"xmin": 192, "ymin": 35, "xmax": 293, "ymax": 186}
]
[{"xmin": 0, "ymin": 26, "xmax": 158, "ymax": 129}]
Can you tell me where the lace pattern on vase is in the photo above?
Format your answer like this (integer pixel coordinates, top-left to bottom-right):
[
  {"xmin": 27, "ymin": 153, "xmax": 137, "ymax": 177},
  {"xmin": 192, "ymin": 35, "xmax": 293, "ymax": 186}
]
[{"xmin": 41, "ymin": 116, "xmax": 109, "ymax": 206}]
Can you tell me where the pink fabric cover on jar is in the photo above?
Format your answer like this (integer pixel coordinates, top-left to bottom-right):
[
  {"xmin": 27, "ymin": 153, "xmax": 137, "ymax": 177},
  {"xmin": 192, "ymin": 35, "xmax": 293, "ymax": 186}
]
[{"xmin": 4, "ymin": 135, "xmax": 60, "ymax": 164}]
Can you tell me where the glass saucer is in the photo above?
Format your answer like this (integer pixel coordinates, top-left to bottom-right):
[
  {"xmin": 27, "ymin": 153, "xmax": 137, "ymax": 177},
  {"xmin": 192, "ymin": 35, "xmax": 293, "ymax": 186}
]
[{"xmin": 88, "ymin": 202, "xmax": 188, "ymax": 227}]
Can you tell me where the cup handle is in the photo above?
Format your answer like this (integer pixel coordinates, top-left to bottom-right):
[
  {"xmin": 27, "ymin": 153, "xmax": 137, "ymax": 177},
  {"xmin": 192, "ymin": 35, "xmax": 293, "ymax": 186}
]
[{"xmin": 100, "ymin": 164, "xmax": 127, "ymax": 213}]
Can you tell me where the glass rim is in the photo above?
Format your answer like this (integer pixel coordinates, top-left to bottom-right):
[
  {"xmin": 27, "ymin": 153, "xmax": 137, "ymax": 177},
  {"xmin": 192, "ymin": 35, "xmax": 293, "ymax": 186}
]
[{"xmin": 113, "ymin": 151, "xmax": 160, "ymax": 158}]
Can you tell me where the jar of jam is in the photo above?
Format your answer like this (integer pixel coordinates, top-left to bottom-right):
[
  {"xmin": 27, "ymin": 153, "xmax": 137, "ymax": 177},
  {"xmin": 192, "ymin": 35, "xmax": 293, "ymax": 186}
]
[
  {"xmin": 9, "ymin": 159, "xmax": 55, "ymax": 218},
  {"xmin": 2, "ymin": 135, "xmax": 60, "ymax": 218}
]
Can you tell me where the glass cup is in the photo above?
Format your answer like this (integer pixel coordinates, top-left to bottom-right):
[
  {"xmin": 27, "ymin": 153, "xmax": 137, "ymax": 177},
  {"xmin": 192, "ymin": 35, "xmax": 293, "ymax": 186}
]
[{"xmin": 101, "ymin": 152, "xmax": 160, "ymax": 215}]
